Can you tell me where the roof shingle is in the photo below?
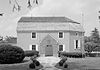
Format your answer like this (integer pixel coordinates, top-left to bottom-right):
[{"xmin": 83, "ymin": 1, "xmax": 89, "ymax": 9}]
[{"xmin": 18, "ymin": 17, "xmax": 80, "ymax": 24}]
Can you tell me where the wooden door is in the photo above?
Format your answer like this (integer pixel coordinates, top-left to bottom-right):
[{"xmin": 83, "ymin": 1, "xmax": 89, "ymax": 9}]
[{"xmin": 45, "ymin": 45, "xmax": 53, "ymax": 56}]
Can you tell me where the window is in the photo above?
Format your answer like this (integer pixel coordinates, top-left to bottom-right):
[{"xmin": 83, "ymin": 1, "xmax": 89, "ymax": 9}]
[
  {"xmin": 59, "ymin": 32, "xmax": 63, "ymax": 38},
  {"xmin": 59, "ymin": 45, "xmax": 63, "ymax": 51},
  {"xmin": 76, "ymin": 40, "xmax": 78, "ymax": 49},
  {"xmin": 74, "ymin": 40, "xmax": 80, "ymax": 49},
  {"xmin": 32, "ymin": 32, "xmax": 36, "ymax": 38},
  {"xmin": 32, "ymin": 45, "xmax": 36, "ymax": 50},
  {"xmin": 76, "ymin": 32, "xmax": 78, "ymax": 36}
]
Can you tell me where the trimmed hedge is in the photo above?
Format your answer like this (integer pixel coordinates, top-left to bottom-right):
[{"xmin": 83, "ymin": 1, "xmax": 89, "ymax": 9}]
[
  {"xmin": 29, "ymin": 63, "xmax": 36, "ymax": 69},
  {"xmin": 58, "ymin": 51, "xmax": 85, "ymax": 58},
  {"xmin": 32, "ymin": 60, "xmax": 40, "ymax": 66},
  {"xmin": 0, "ymin": 44, "xmax": 25, "ymax": 64},
  {"xmin": 63, "ymin": 63, "xmax": 68, "ymax": 68},
  {"xmin": 24, "ymin": 50, "xmax": 39, "ymax": 57},
  {"xmin": 85, "ymin": 53, "xmax": 100, "ymax": 57}
]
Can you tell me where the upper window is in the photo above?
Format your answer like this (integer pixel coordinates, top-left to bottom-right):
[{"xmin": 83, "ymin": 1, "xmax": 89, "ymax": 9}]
[
  {"xmin": 59, "ymin": 45, "xmax": 63, "ymax": 51},
  {"xmin": 32, "ymin": 32, "xmax": 36, "ymax": 38},
  {"xmin": 59, "ymin": 32, "xmax": 63, "ymax": 38}
]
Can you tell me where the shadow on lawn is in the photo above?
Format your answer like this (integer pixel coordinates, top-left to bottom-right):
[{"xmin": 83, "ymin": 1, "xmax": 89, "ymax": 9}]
[{"xmin": 55, "ymin": 62, "xmax": 100, "ymax": 70}]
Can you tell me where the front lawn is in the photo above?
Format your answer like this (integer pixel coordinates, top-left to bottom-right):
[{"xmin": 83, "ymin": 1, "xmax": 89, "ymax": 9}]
[
  {"xmin": 55, "ymin": 57, "xmax": 100, "ymax": 70},
  {"xmin": 0, "ymin": 57, "xmax": 43, "ymax": 70}
]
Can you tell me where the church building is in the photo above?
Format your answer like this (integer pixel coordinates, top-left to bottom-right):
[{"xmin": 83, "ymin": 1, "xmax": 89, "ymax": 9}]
[{"xmin": 17, "ymin": 17, "xmax": 85, "ymax": 56}]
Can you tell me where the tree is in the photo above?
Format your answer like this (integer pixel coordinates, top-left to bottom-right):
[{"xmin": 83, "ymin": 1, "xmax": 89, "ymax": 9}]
[
  {"xmin": 0, "ymin": 36, "xmax": 3, "ymax": 41},
  {"xmin": 90, "ymin": 28, "xmax": 100, "ymax": 43},
  {"xmin": 4, "ymin": 36, "xmax": 17, "ymax": 43},
  {"xmin": 84, "ymin": 42, "xmax": 97, "ymax": 53},
  {"xmin": 9, "ymin": 0, "xmax": 40, "ymax": 12},
  {"xmin": 84, "ymin": 28, "xmax": 100, "ymax": 53}
]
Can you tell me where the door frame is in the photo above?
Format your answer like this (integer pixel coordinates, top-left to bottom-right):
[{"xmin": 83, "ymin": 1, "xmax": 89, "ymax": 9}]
[{"xmin": 45, "ymin": 45, "xmax": 53, "ymax": 56}]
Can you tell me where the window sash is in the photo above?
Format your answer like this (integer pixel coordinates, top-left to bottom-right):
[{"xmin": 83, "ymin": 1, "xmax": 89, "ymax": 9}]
[
  {"xmin": 74, "ymin": 40, "xmax": 81, "ymax": 49},
  {"xmin": 59, "ymin": 32, "xmax": 63, "ymax": 38},
  {"xmin": 32, "ymin": 33, "xmax": 36, "ymax": 38},
  {"xmin": 59, "ymin": 45, "xmax": 63, "ymax": 51},
  {"xmin": 32, "ymin": 45, "xmax": 36, "ymax": 50}
]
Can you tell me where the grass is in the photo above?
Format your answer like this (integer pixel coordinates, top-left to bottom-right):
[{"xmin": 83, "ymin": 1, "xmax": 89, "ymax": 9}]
[
  {"xmin": 0, "ymin": 57, "xmax": 43, "ymax": 70},
  {"xmin": 55, "ymin": 57, "xmax": 100, "ymax": 70},
  {"xmin": 1, "ymin": 57, "xmax": 100, "ymax": 70}
]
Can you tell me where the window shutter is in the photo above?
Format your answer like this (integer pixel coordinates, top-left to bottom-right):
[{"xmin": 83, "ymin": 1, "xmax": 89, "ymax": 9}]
[
  {"xmin": 74, "ymin": 40, "xmax": 76, "ymax": 49},
  {"xmin": 36, "ymin": 45, "xmax": 38, "ymax": 51},
  {"xmin": 63, "ymin": 45, "xmax": 65, "ymax": 51},
  {"xmin": 29, "ymin": 45, "xmax": 32, "ymax": 50},
  {"xmin": 78, "ymin": 40, "xmax": 81, "ymax": 49}
]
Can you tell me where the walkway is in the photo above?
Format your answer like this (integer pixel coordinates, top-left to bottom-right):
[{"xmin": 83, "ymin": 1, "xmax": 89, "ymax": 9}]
[{"xmin": 37, "ymin": 57, "xmax": 61, "ymax": 70}]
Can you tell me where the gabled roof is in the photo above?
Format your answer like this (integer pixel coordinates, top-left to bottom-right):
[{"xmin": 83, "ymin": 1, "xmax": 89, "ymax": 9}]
[
  {"xmin": 18, "ymin": 17, "xmax": 80, "ymax": 24},
  {"xmin": 17, "ymin": 16, "xmax": 84, "ymax": 32}
]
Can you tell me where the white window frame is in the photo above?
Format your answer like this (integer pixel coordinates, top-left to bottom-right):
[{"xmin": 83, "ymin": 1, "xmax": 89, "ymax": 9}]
[
  {"xmin": 29, "ymin": 44, "xmax": 38, "ymax": 51},
  {"xmin": 58, "ymin": 32, "xmax": 64, "ymax": 39},
  {"xmin": 74, "ymin": 40, "xmax": 81, "ymax": 49},
  {"xmin": 78, "ymin": 40, "xmax": 81, "ymax": 49},
  {"xmin": 36, "ymin": 44, "xmax": 38, "ymax": 51},
  {"xmin": 59, "ymin": 44, "xmax": 65, "ymax": 51},
  {"xmin": 31, "ymin": 32, "xmax": 37, "ymax": 39}
]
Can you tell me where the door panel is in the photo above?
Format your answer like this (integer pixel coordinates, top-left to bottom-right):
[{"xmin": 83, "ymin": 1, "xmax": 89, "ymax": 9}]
[{"xmin": 45, "ymin": 45, "xmax": 53, "ymax": 56}]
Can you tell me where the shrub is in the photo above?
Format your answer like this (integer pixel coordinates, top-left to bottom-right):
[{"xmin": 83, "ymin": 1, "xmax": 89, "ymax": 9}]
[
  {"xmin": 0, "ymin": 44, "xmax": 25, "ymax": 64},
  {"xmin": 32, "ymin": 60, "xmax": 40, "ymax": 66},
  {"xmin": 87, "ymin": 53, "xmax": 97, "ymax": 57},
  {"xmin": 63, "ymin": 63, "xmax": 68, "ymax": 68},
  {"xmin": 59, "ymin": 51, "xmax": 85, "ymax": 58},
  {"xmin": 59, "ymin": 60, "xmax": 64, "ymax": 66},
  {"xmin": 24, "ymin": 50, "xmax": 39, "ymax": 57},
  {"xmin": 29, "ymin": 63, "xmax": 35, "ymax": 69},
  {"xmin": 59, "ymin": 58, "xmax": 67, "ymax": 66},
  {"xmin": 61, "ymin": 58, "xmax": 67, "ymax": 63}
]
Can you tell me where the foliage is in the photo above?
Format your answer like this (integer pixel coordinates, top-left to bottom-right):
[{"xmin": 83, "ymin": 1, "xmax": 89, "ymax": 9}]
[
  {"xmin": 9, "ymin": 0, "xmax": 39, "ymax": 12},
  {"xmin": 84, "ymin": 28, "xmax": 100, "ymax": 53},
  {"xmin": 29, "ymin": 59, "xmax": 42, "ymax": 69},
  {"xmin": 58, "ymin": 51, "xmax": 85, "ymax": 58},
  {"xmin": 29, "ymin": 62, "xmax": 36, "ymax": 69},
  {"xmin": 58, "ymin": 58, "xmax": 67, "ymax": 66},
  {"xmin": 85, "ymin": 53, "xmax": 97, "ymax": 57},
  {"xmin": 0, "ymin": 44, "xmax": 25, "ymax": 64},
  {"xmin": 32, "ymin": 60, "xmax": 40, "ymax": 66},
  {"xmin": 84, "ymin": 42, "xmax": 97, "ymax": 53},
  {"xmin": 4, "ymin": 36, "xmax": 17, "ymax": 43},
  {"xmin": 63, "ymin": 63, "xmax": 68, "ymax": 68},
  {"xmin": 91, "ymin": 28, "xmax": 100, "ymax": 43},
  {"xmin": 24, "ymin": 50, "xmax": 39, "ymax": 57},
  {"xmin": 59, "ymin": 60, "xmax": 64, "ymax": 66},
  {"xmin": 0, "ymin": 36, "xmax": 3, "ymax": 41}
]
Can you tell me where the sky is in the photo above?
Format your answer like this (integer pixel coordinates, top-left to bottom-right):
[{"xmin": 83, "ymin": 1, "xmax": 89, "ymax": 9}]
[{"xmin": 0, "ymin": 0, "xmax": 100, "ymax": 37}]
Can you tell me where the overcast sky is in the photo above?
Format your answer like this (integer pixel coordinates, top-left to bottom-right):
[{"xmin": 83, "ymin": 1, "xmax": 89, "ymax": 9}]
[{"xmin": 0, "ymin": 0, "xmax": 100, "ymax": 37}]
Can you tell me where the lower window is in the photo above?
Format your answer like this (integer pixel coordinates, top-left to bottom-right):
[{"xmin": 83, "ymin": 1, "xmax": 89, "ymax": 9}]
[
  {"xmin": 59, "ymin": 45, "xmax": 63, "ymax": 51},
  {"xmin": 32, "ymin": 45, "xmax": 36, "ymax": 50}
]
